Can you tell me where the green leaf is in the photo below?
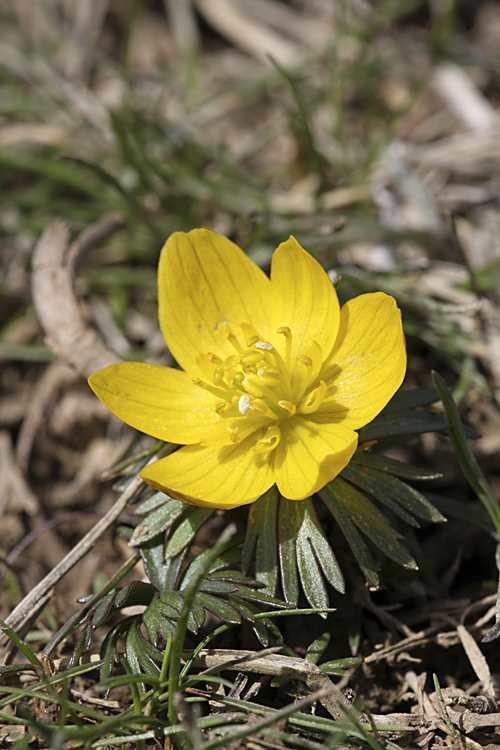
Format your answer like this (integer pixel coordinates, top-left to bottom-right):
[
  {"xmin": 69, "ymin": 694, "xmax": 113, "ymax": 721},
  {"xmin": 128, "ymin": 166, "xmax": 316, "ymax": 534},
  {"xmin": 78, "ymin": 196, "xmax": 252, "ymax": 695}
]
[
  {"xmin": 296, "ymin": 527, "xmax": 329, "ymax": 611},
  {"xmin": 358, "ymin": 409, "xmax": 448, "ymax": 442},
  {"xmin": 242, "ymin": 487, "xmax": 279, "ymax": 594},
  {"xmin": 383, "ymin": 387, "xmax": 439, "ymax": 412},
  {"xmin": 278, "ymin": 496, "xmax": 303, "ymax": 605},
  {"xmin": 140, "ymin": 538, "xmax": 183, "ymax": 591},
  {"xmin": 142, "ymin": 592, "xmax": 178, "ymax": 645},
  {"xmin": 278, "ymin": 497, "xmax": 344, "ymax": 607},
  {"xmin": 196, "ymin": 593, "xmax": 242, "ymax": 625},
  {"xmin": 319, "ymin": 484, "xmax": 379, "ymax": 588},
  {"xmin": 351, "ymin": 451, "xmax": 442, "ymax": 481},
  {"xmin": 342, "ymin": 462, "xmax": 445, "ymax": 524},
  {"xmin": 324, "ymin": 477, "xmax": 417, "ymax": 570},
  {"xmin": 319, "ymin": 657, "xmax": 363, "ymax": 675},
  {"xmin": 300, "ymin": 499, "xmax": 344, "ymax": 595},
  {"xmin": 433, "ymin": 370, "xmax": 500, "ymax": 537},
  {"xmin": 306, "ymin": 632, "xmax": 331, "ymax": 665},
  {"xmin": 125, "ymin": 620, "xmax": 163, "ymax": 685},
  {"xmin": 131, "ymin": 494, "xmax": 187, "ymax": 546},
  {"xmin": 165, "ymin": 506, "xmax": 215, "ymax": 557}
]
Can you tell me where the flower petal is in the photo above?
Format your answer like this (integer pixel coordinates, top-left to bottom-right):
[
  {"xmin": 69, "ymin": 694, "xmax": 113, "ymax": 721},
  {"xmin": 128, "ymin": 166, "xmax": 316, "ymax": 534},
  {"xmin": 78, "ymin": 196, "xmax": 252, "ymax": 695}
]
[
  {"xmin": 158, "ymin": 229, "xmax": 271, "ymax": 376},
  {"xmin": 275, "ymin": 417, "xmax": 358, "ymax": 500},
  {"xmin": 270, "ymin": 236, "xmax": 340, "ymax": 380},
  {"xmin": 319, "ymin": 292, "xmax": 406, "ymax": 429},
  {"xmin": 88, "ymin": 362, "xmax": 220, "ymax": 444},
  {"xmin": 140, "ymin": 438, "xmax": 275, "ymax": 509}
]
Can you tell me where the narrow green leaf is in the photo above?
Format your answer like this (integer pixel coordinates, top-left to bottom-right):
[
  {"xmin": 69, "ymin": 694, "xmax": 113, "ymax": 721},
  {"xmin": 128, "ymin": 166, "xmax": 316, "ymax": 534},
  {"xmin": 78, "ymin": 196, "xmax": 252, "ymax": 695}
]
[
  {"xmin": 352, "ymin": 451, "xmax": 442, "ymax": 481},
  {"xmin": 131, "ymin": 495, "xmax": 186, "ymax": 546},
  {"xmin": 319, "ymin": 483, "xmax": 379, "ymax": 588},
  {"xmin": 342, "ymin": 463, "xmax": 445, "ymax": 524},
  {"xmin": 142, "ymin": 593, "xmax": 177, "ymax": 646},
  {"xmin": 124, "ymin": 619, "xmax": 162, "ymax": 687},
  {"xmin": 168, "ymin": 525, "xmax": 237, "ymax": 723},
  {"xmin": 140, "ymin": 538, "xmax": 184, "ymax": 591},
  {"xmin": 0, "ymin": 621, "xmax": 44, "ymax": 672},
  {"xmin": 342, "ymin": 463, "xmax": 419, "ymax": 527},
  {"xmin": 198, "ymin": 580, "xmax": 239, "ymax": 595},
  {"xmin": 326, "ymin": 477, "xmax": 417, "ymax": 570},
  {"xmin": 301, "ymin": 499, "xmax": 344, "ymax": 594},
  {"xmin": 433, "ymin": 370, "xmax": 500, "ymax": 537},
  {"xmin": 242, "ymin": 487, "xmax": 279, "ymax": 594},
  {"xmin": 278, "ymin": 496, "xmax": 303, "ymax": 605},
  {"xmin": 165, "ymin": 506, "xmax": 215, "ymax": 557},
  {"xmin": 296, "ymin": 531, "xmax": 328, "ymax": 611},
  {"xmin": 306, "ymin": 632, "xmax": 330, "ymax": 665},
  {"xmin": 197, "ymin": 593, "xmax": 242, "ymax": 625},
  {"xmin": 358, "ymin": 409, "xmax": 448, "ymax": 442},
  {"xmin": 320, "ymin": 657, "xmax": 363, "ymax": 675},
  {"xmin": 383, "ymin": 387, "xmax": 438, "ymax": 413}
]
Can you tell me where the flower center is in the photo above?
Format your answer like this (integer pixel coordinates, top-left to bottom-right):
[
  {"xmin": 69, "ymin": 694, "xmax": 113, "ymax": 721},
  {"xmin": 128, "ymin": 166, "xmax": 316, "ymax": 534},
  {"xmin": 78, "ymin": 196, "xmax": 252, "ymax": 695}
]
[{"xmin": 193, "ymin": 324, "xmax": 326, "ymax": 452}]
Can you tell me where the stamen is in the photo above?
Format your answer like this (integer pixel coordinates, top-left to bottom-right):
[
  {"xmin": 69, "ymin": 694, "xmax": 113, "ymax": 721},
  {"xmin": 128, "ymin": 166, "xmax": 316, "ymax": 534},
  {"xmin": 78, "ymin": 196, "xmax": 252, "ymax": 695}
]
[
  {"xmin": 231, "ymin": 372, "xmax": 245, "ymax": 390},
  {"xmin": 277, "ymin": 326, "xmax": 292, "ymax": 367},
  {"xmin": 250, "ymin": 399, "xmax": 280, "ymax": 420},
  {"xmin": 230, "ymin": 428, "xmax": 241, "ymax": 443},
  {"xmin": 276, "ymin": 326, "xmax": 291, "ymax": 338},
  {"xmin": 241, "ymin": 374, "xmax": 265, "ymax": 399},
  {"xmin": 239, "ymin": 350, "xmax": 263, "ymax": 366},
  {"xmin": 257, "ymin": 366, "xmax": 282, "ymax": 387},
  {"xmin": 222, "ymin": 355, "xmax": 239, "ymax": 370},
  {"xmin": 300, "ymin": 380, "xmax": 327, "ymax": 414},
  {"xmin": 213, "ymin": 367, "xmax": 224, "ymax": 386},
  {"xmin": 254, "ymin": 426, "xmax": 281, "ymax": 453},
  {"xmin": 297, "ymin": 354, "xmax": 312, "ymax": 367},
  {"xmin": 255, "ymin": 340, "xmax": 273, "ymax": 351},
  {"xmin": 227, "ymin": 331, "xmax": 243, "ymax": 353},
  {"xmin": 238, "ymin": 395, "xmax": 252, "ymax": 415},
  {"xmin": 247, "ymin": 334, "xmax": 260, "ymax": 347},
  {"xmin": 278, "ymin": 400, "xmax": 296, "ymax": 416},
  {"xmin": 192, "ymin": 377, "xmax": 232, "ymax": 401},
  {"xmin": 208, "ymin": 352, "xmax": 222, "ymax": 364}
]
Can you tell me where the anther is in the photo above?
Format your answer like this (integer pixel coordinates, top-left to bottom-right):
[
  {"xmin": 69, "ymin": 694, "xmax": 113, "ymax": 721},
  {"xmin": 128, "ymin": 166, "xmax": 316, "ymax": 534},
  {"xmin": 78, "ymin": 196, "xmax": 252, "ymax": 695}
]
[
  {"xmin": 227, "ymin": 331, "xmax": 243, "ymax": 353},
  {"xmin": 222, "ymin": 355, "xmax": 239, "ymax": 370},
  {"xmin": 239, "ymin": 350, "xmax": 263, "ymax": 366},
  {"xmin": 297, "ymin": 354, "xmax": 312, "ymax": 367},
  {"xmin": 213, "ymin": 367, "xmax": 224, "ymax": 386},
  {"xmin": 238, "ymin": 395, "xmax": 252, "ymax": 415},
  {"xmin": 247, "ymin": 334, "xmax": 260, "ymax": 347},
  {"xmin": 278, "ymin": 400, "xmax": 296, "ymax": 416},
  {"xmin": 254, "ymin": 426, "xmax": 281, "ymax": 453},
  {"xmin": 255, "ymin": 340, "xmax": 273, "ymax": 351},
  {"xmin": 242, "ymin": 374, "xmax": 265, "ymax": 398},
  {"xmin": 257, "ymin": 366, "xmax": 282, "ymax": 387},
  {"xmin": 300, "ymin": 380, "xmax": 327, "ymax": 414},
  {"xmin": 277, "ymin": 326, "xmax": 292, "ymax": 338},
  {"xmin": 208, "ymin": 352, "xmax": 222, "ymax": 364}
]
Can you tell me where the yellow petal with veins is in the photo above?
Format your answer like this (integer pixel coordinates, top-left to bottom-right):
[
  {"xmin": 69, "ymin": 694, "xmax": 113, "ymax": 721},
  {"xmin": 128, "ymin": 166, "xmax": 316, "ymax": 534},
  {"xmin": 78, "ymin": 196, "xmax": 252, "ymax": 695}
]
[
  {"xmin": 318, "ymin": 293, "xmax": 406, "ymax": 430},
  {"xmin": 140, "ymin": 437, "xmax": 275, "ymax": 509},
  {"xmin": 274, "ymin": 418, "xmax": 358, "ymax": 500},
  {"xmin": 270, "ymin": 236, "xmax": 340, "ymax": 385},
  {"xmin": 158, "ymin": 229, "xmax": 271, "ymax": 377},
  {"xmin": 88, "ymin": 362, "xmax": 219, "ymax": 444}
]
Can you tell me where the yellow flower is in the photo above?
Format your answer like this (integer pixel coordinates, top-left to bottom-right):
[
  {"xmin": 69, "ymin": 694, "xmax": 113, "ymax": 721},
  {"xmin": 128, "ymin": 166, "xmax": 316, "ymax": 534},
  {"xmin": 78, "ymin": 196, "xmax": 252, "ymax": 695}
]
[{"xmin": 89, "ymin": 229, "xmax": 406, "ymax": 509}]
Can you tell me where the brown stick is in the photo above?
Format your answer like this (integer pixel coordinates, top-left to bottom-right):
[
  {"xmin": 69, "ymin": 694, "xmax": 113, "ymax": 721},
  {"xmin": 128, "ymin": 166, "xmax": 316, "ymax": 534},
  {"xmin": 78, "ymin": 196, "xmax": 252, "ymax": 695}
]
[{"xmin": 31, "ymin": 215, "xmax": 124, "ymax": 379}]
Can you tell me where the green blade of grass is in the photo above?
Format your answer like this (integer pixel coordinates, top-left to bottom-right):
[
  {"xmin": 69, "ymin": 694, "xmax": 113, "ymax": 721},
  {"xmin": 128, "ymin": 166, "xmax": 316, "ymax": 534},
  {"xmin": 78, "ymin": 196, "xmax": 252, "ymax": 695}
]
[{"xmin": 432, "ymin": 370, "xmax": 500, "ymax": 538}]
